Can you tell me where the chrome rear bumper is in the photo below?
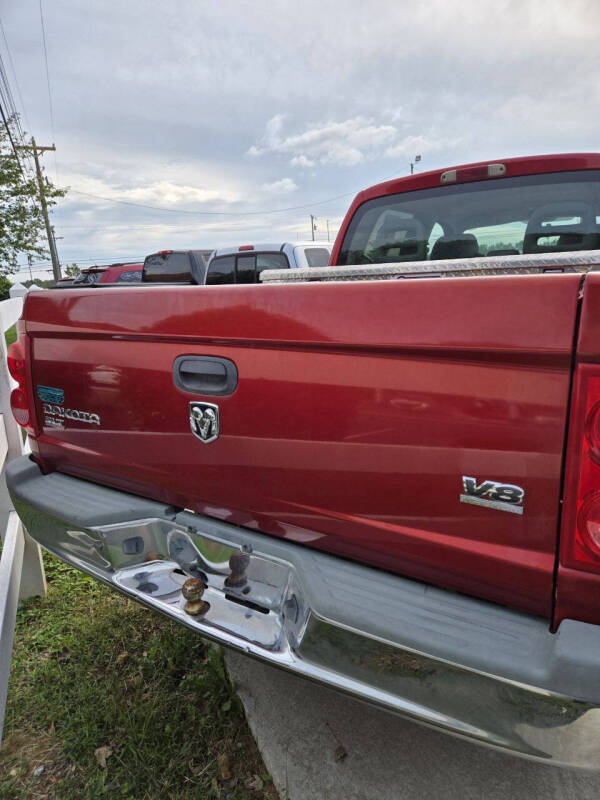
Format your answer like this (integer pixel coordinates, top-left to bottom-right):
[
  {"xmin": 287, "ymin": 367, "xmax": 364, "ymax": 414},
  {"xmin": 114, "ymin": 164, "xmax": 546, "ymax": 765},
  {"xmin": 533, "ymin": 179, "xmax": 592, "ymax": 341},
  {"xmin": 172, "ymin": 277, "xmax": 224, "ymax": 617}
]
[{"xmin": 7, "ymin": 456, "xmax": 600, "ymax": 768}]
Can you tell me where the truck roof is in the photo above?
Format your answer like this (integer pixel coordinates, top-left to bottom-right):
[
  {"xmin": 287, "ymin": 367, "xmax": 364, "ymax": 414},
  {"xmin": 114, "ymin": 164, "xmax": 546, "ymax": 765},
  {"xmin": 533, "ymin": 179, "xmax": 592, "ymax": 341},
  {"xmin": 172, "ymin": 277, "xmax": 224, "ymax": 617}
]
[
  {"xmin": 146, "ymin": 248, "xmax": 213, "ymax": 259},
  {"xmin": 357, "ymin": 153, "xmax": 600, "ymax": 204},
  {"xmin": 211, "ymin": 242, "xmax": 331, "ymax": 257}
]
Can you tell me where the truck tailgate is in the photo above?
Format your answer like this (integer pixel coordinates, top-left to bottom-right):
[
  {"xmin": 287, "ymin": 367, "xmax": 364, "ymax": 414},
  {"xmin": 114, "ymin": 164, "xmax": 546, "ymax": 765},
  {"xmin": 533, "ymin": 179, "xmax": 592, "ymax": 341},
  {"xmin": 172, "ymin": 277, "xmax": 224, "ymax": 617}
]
[{"xmin": 24, "ymin": 273, "xmax": 581, "ymax": 616}]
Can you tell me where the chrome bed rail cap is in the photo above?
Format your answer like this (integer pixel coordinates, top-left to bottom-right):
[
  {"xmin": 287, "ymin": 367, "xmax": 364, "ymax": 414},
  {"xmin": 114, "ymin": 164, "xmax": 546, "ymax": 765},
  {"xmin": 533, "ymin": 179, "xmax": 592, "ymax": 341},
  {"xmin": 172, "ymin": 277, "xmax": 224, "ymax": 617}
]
[{"xmin": 260, "ymin": 249, "xmax": 600, "ymax": 283}]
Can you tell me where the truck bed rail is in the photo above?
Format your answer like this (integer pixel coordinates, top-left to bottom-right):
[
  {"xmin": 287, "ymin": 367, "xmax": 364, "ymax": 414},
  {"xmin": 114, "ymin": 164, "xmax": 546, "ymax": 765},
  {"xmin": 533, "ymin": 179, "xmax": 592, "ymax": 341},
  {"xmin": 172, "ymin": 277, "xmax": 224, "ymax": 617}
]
[{"xmin": 260, "ymin": 249, "xmax": 600, "ymax": 283}]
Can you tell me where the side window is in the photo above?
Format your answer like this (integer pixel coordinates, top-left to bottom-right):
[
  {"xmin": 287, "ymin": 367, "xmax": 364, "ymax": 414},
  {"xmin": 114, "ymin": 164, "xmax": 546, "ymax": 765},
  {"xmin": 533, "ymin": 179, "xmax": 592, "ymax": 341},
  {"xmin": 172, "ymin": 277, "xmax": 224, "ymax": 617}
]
[
  {"xmin": 236, "ymin": 254, "xmax": 256, "ymax": 284},
  {"xmin": 116, "ymin": 270, "xmax": 141, "ymax": 283},
  {"xmin": 303, "ymin": 247, "xmax": 329, "ymax": 267},
  {"xmin": 206, "ymin": 256, "xmax": 235, "ymax": 285},
  {"xmin": 256, "ymin": 253, "xmax": 289, "ymax": 272},
  {"xmin": 363, "ymin": 210, "xmax": 427, "ymax": 263}
]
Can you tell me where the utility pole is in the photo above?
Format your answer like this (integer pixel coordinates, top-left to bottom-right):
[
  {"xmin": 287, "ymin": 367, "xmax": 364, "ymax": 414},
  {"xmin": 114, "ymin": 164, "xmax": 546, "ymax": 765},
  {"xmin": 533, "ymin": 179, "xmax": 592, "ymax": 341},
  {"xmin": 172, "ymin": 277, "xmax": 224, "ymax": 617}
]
[
  {"xmin": 310, "ymin": 214, "xmax": 317, "ymax": 241},
  {"xmin": 326, "ymin": 219, "xmax": 330, "ymax": 242},
  {"xmin": 410, "ymin": 154, "xmax": 422, "ymax": 175},
  {"xmin": 17, "ymin": 138, "xmax": 61, "ymax": 281}
]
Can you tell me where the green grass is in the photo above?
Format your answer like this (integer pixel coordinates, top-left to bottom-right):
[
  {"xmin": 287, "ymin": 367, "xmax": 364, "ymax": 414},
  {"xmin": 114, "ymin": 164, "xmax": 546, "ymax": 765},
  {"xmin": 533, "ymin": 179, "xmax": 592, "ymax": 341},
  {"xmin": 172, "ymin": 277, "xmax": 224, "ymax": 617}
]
[
  {"xmin": 4, "ymin": 324, "xmax": 17, "ymax": 347},
  {"xmin": 0, "ymin": 555, "xmax": 276, "ymax": 800}
]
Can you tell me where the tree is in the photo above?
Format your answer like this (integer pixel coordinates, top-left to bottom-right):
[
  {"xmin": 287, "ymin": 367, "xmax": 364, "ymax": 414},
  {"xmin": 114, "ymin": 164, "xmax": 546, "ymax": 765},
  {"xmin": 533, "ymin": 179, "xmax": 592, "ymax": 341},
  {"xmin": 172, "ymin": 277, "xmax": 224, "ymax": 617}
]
[
  {"xmin": 0, "ymin": 115, "xmax": 66, "ymax": 274},
  {"xmin": 65, "ymin": 263, "xmax": 81, "ymax": 277},
  {"xmin": 0, "ymin": 275, "xmax": 12, "ymax": 300}
]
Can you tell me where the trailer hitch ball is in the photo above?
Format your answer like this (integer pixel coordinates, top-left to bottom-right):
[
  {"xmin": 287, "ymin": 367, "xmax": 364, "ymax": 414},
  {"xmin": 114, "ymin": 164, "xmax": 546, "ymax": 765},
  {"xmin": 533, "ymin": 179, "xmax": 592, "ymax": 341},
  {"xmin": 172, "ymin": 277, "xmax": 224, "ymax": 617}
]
[
  {"xmin": 182, "ymin": 577, "xmax": 209, "ymax": 616},
  {"xmin": 224, "ymin": 552, "xmax": 250, "ymax": 588}
]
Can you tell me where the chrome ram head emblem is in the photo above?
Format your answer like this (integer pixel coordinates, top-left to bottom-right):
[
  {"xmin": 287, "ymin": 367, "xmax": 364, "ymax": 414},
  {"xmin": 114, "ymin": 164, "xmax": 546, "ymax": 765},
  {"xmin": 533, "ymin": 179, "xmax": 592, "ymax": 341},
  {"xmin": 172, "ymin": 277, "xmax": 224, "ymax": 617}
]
[{"xmin": 189, "ymin": 402, "xmax": 219, "ymax": 444}]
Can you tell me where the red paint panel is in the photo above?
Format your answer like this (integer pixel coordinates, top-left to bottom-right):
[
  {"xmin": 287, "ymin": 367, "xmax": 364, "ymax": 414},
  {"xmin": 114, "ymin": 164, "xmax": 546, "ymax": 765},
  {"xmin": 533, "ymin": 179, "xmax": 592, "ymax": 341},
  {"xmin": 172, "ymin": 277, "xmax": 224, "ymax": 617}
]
[
  {"xmin": 25, "ymin": 273, "xmax": 578, "ymax": 355},
  {"xmin": 25, "ymin": 273, "xmax": 581, "ymax": 617}
]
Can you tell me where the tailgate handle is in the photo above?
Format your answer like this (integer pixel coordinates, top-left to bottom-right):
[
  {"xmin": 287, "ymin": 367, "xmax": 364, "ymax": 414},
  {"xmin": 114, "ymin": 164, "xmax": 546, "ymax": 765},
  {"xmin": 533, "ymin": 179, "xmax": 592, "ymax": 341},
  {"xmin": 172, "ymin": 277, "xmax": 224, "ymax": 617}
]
[{"xmin": 173, "ymin": 356, "xmax": 238, "ymax": 395}]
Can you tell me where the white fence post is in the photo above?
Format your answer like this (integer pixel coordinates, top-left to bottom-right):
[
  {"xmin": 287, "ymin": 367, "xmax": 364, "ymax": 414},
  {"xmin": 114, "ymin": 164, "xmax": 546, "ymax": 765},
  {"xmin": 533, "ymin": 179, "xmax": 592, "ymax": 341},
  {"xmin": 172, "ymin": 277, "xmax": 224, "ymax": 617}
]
[
  {"xmin": 0, "ymin": 294, "xmax": 47, "ymax": 744},
  {"xmin": 0, "ymin": 512, "xmax": 25, "ymax": 742}
]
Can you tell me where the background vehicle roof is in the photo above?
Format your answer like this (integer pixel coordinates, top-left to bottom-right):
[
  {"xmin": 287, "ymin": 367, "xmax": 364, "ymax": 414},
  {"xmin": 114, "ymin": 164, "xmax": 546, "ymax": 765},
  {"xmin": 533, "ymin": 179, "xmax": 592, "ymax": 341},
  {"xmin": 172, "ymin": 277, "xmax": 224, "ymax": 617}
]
[{"xmin": 212, "ymin": 242, "xmax": 332, "ymax": 256}]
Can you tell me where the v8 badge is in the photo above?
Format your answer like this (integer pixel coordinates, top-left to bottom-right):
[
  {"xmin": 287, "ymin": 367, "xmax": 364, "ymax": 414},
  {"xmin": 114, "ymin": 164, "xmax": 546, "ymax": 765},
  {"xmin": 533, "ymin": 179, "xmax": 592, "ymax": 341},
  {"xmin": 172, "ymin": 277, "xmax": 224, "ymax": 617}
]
[
  {"xmin": 460, "ymin": 476, "xmax": 524, "ymax": 515},
  {"xmin": 190, "ymin": 402, "xmax": 219, "ymax": 444}
]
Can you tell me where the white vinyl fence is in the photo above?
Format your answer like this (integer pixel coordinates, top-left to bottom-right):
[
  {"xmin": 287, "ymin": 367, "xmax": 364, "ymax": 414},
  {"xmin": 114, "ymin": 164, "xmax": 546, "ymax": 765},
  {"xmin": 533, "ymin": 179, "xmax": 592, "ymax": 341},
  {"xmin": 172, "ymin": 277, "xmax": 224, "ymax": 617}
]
[{"xmin": 0, "ymin": 296, "xmax": 47, "ymax": 743}]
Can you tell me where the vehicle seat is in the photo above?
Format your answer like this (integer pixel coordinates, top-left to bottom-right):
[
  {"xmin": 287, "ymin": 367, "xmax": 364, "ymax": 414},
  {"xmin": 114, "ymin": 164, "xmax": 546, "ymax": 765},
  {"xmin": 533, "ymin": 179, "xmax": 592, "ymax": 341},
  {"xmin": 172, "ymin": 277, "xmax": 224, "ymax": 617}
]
[
  {"xmin": 430, "ymin": 233, "xmax": 480, "ymax": 261},
  {"xmin": 523, "ymin": 203, "xmax": 600, "ymax": 253},
  {"xmin": 371, "ymin": 218, "xmax": 427, "ymax": 261}
]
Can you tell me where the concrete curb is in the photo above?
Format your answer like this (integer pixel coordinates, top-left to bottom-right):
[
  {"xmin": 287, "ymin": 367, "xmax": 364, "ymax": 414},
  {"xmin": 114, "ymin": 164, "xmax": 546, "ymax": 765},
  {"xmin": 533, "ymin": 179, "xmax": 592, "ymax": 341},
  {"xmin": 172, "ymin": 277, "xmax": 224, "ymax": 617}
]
[{"xmin": 225, "ymin": 651, "xmax": 600, "ymax": 800}]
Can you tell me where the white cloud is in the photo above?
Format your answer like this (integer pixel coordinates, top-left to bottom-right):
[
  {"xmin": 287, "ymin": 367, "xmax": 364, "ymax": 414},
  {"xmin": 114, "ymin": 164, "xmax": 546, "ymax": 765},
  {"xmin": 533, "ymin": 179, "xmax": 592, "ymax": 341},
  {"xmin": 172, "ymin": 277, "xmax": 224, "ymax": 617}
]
[
  {"xmin": 58, "ymin": 158, "xmax": 242, "ymax": 212},
  {"xmin": 120, "ymin": 180, "xmax": 238, "ymax": 207},
  {"xmin": 249, "ymin": 116, "xmax": 402, "ymax": 167},
  {"xmin": 290, "ymin": 155, "xmax": 315, "ymax": 168},
  {"xmin": 261, "ymin": 178, "xmax": 298, "ymax": 195}
]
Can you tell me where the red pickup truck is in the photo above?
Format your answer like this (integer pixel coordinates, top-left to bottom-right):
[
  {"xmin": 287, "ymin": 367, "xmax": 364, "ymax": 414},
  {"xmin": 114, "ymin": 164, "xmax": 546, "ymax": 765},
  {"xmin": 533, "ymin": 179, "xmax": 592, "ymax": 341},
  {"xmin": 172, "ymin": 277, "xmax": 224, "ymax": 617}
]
[{"xmin": 7, "ymin": 153, "xmax": 600, "ymax": 767}]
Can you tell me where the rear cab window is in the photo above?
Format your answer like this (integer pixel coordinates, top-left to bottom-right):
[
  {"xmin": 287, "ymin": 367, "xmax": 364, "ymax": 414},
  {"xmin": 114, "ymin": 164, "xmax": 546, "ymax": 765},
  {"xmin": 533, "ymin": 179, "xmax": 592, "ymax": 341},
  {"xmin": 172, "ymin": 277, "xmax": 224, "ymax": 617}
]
[
  {"xmin": 338, "ymin": 171, "xmax": 600, "ymax": 265},
  {"xmin": 206, "ymin": 252, "xmax": 289, "ymax": 284},
  {"xmin": 236, "ymin": 254, "xmax": 256, "ymax": 284},
  {"xmin": 256, "ymin": 253, "xmax": 288, "ymax": 271},
  {"xmin": 144, "ymin": 252, "xmax": 191, "ymax": 282},
  {"xmin": 206, "ymin": 256, "xmax": 235, "ymax": 284},
  {"xmin": 303, "ymin": 247, "xmax": 331, "ymax": 267}
]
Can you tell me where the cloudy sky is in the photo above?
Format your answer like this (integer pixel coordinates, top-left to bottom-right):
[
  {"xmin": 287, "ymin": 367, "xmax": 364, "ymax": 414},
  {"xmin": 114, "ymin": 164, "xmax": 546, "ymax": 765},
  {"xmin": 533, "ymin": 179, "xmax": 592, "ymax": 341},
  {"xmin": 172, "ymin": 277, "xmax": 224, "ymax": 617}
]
[{"xmin": 1, "ymin": 0, "xmax": 599, "ymax": 279}]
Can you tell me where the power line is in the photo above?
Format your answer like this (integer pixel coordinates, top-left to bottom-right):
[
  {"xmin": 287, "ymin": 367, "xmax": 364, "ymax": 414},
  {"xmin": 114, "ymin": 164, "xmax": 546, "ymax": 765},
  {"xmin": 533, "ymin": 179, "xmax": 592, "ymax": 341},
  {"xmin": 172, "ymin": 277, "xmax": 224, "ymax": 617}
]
[
  {"xmin": 54, "ymin": 222, "xmax": 208, "ymax": 230},
  {"xmin": 0, "ymin": 51, "xmax": 18, "ymax": 121},
  {"xmin": 0, "ymin": 18, "xmax": 31, "ymax": 132},
  {"xmin": 38, "ymin": 0, "xmax": 57, "ymax": 178},
  {"xmin": 19, "ymin": 254, "xmax": 145, "ymax": 269},
  {"xmin": 68, "ymin": 186, "xmax": 358, "ymax": 216},
  {"xmin": 0, "ymin": 96, "xmax": 24, "ymax": 175},
  {"xmin": 0, "ymin": 40, "xmax": 22, "ymax": 129},
  {"xmin": 65, "ymin": 167, "xmax": 406, "ymax": 218},
  {"xmin": 0, "ymin": 30, "xmax": 34, "ymax": 177},
  {"xmin": 0, "ymin": 54, "xmax": 16, "ymax": 118}
]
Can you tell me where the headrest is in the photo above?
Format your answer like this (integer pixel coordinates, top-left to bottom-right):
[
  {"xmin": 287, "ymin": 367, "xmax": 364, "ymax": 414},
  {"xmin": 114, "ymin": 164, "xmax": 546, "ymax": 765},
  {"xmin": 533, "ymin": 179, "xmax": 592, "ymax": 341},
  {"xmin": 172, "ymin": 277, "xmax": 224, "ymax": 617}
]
[
  {"xmin": 523, "ymin": 203, "xmax": 600, "ymax": 253},
  {"xmin": 430, "ymin": 233, "xmax": 479, "ymax": 261}
]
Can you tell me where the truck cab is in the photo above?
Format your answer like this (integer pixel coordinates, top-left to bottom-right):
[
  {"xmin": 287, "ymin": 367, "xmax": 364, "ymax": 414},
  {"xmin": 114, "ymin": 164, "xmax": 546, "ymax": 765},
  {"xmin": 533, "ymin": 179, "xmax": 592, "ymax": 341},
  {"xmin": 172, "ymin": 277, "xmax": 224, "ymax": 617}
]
[
  {"xmin": 142, "ymin": 249, "xmax": 214, "ymax": 284},
  {"xmin": 204, "ymin": 242, "xmax": 332, "ymax": 284}
]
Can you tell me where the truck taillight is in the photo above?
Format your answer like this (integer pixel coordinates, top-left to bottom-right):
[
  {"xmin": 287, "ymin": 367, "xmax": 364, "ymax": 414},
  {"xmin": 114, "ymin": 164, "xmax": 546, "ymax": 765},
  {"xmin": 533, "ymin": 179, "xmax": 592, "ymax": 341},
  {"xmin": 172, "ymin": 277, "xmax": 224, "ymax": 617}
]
[
  {"xmin": 560, "ymin": 367, "xmax": 600, "ymax": 572},
  {"xmin": 7, "ymin": 325, "xmax": 36, "ymax": 434},
  {"xmin": 577, "ymin": 491, "xmax": 600, "ymax": 556},
  {"xmin": 585, "ymin": 400, "xmax": 600, "ymax": 463}
]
